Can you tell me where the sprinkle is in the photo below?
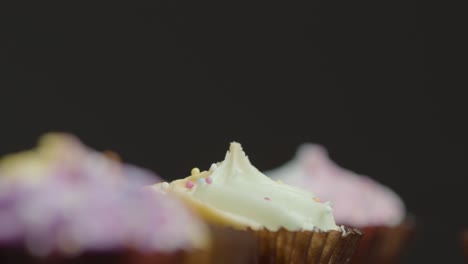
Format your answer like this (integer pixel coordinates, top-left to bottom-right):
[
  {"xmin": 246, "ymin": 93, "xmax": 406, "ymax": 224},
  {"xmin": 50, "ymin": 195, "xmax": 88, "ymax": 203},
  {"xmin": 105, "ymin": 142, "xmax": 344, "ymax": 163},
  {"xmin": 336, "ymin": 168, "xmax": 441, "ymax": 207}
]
[
  {"xmin": 276, "ymin": 180, "xmax": 283, "ymax": 184},
  {"xmin": 185, "ymin": 181, "xmax": 194, "ymax": 189},
  {"xmin": 209, "ymin": 163, "xmax": 218, "ymax": 171},
  {"xmin": 191, "ymin": 168, "xmax": 200, "ymax": 175},
  {"xmin": 264, "ymin": 197, "xmax": 271, "ymax": 201},
  {"xmin": 197, "ymin": 178, "xmax": 205, "ymax": 185},
  {"xmin": 205, "ymin": 176, "xmax": 213, "ymax": 184},
  {"xmin": 313, "ymin": 197, "xmax": 321, "ymax": 202}
]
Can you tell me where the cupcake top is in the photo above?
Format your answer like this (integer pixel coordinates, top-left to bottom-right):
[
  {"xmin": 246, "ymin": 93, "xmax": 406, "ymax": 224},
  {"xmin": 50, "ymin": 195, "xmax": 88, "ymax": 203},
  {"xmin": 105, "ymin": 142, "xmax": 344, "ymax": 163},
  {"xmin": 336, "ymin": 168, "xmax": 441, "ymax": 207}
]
[
  {"xmin": 0, "ymin": 133, "xmax": 209, "ymax": 257},
  {"xmin": 264, "ymin": 144, "xmax": 405, "ymax": 227},
  {"xmin": 151, "ymin": 142, "xmax": 338, "ymax": 232}
]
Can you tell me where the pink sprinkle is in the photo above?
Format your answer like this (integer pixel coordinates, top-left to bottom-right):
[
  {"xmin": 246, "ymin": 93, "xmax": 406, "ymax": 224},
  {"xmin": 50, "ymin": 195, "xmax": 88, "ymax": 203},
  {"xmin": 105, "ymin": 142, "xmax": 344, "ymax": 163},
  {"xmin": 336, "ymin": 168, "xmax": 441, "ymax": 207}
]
[
  {"xmin": 185, "ymin": 181, "xmax": 194, "ymax": 189},
  {"xmin": 206, "ymin": 177, "xmax": 213, "ymax": 184},
  {"xmin": 264, "ymin": 197, "xmax": 271, "ymax": 201}
]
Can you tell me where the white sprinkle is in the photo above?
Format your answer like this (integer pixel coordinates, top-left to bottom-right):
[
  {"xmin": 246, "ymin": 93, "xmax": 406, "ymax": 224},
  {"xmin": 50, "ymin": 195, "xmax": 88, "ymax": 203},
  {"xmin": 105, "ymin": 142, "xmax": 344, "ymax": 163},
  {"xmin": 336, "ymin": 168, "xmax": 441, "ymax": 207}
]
[
  {"xmin": 197, "ymin": 178, "xmax": 205, "ymax": 185},
  {"xmin": 161, "ymin": 182, "xmax": 170, "ymax": 190},
  {"xmin": 209, "ymin": 163, "xmax": 218, "ymax": 171}
]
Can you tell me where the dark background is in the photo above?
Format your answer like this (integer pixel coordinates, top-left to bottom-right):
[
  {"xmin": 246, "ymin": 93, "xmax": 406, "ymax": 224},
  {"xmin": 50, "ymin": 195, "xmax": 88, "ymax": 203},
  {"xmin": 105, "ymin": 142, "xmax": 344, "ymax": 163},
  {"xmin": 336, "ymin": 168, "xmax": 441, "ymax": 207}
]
[{"xmin": 0, "ymin": 2, "xmax": 465, "ymax": 263}]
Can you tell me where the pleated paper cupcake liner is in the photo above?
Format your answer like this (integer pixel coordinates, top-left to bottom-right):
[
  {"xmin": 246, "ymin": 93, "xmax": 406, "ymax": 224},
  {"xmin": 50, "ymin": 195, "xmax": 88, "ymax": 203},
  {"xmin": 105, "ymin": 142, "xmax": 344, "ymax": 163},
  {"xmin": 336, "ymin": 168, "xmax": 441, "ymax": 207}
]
[
  {"xmin": 349, "ymin": 216, "xmax": 415, "ymax": 264},
  {"xmin": 249, "ymin": 226, "xmax": 363, "ymax": 264}
]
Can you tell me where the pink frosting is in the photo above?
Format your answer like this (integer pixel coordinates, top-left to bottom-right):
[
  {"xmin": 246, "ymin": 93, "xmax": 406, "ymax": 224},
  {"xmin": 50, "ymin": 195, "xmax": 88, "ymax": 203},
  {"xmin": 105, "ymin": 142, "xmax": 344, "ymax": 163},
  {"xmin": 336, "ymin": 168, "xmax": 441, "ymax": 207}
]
[
  {"xmin": 265, "ymin": 144, "xmax": 405, "ymax": 227},
  {"xmin": 0, "ymin": 134, "xmax": 207, "ymax": 256}
]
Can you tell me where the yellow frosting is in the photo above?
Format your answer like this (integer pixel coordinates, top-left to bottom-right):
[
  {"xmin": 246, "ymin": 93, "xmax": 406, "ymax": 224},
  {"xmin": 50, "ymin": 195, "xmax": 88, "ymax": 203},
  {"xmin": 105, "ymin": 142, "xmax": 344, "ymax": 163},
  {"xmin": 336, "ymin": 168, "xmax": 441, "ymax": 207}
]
[{"xmin": 152, "ymin": 142, "xmax": 338, "ymax": 232}]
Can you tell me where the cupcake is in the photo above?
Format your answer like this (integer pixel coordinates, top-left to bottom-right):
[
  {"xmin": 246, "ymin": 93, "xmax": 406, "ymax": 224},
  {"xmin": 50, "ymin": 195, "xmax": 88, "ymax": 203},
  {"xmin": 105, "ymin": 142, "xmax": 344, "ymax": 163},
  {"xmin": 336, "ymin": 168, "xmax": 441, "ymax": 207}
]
[
  {"xmin": 151, "ymin": 142, "xmax": 363, "ymax": 264},
  {"xmin": 265, "ymin": 144, "xmax": 414, "ymax": 264},
  {"xmin": 462, "ymin": 229, "xmax": 468, "ymax": 262},
  {"xmin": 0, "ymin": 133, "xmax": 209, "ymax": 264}
]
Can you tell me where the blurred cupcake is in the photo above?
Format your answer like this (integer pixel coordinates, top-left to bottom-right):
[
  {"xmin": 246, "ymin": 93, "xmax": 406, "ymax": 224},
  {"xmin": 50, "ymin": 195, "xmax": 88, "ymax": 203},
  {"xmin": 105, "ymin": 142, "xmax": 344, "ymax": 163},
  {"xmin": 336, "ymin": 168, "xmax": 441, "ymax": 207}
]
[
  {"xmin": 462, "ymin": 229, "xmax": 468, "ymax": 262},
  {"xmin": 0, "ymin": 133, "xmax": 209, "ymax": 264},
  {"xmin": 265, "ymin": 144, "xmax": 414, "ymax": 264},
  {"xmin": 151, "ymin": 142, "xmax": 362, "ymax": 264}
]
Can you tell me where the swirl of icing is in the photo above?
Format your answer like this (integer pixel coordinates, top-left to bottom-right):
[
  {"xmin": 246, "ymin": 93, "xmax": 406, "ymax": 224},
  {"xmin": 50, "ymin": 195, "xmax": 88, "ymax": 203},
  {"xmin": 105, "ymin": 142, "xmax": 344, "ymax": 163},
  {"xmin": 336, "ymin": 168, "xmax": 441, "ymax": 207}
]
[
  {"xmin": 265, "ymin": 144, "xmax": 405, "ymax": 227},
  {"xmin": 0, "ymin": 133, "xmax": 209, "ymax": 256},
  {"xmin": 152, "ymin": 142, "xmax": 338, "ymax": 232}
]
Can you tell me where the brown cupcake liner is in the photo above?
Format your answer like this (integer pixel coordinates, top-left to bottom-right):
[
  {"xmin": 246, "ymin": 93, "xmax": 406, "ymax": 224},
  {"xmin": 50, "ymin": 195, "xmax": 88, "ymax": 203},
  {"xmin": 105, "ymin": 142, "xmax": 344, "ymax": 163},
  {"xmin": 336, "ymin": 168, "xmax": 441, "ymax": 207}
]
[
  {"xmin": 190, "ymin": 225, "xmax": 257, "ymax": 264},
  {"xmin": 184, "ymin": 225, "xmax": 257, "ymax": 264},
  {"xmin": 349, "ymin": 216, "xmax": 416, "ymax": 264},
  {"xmin": 249, "ymin": 226, "xmax": 363, "ymax": 264}
]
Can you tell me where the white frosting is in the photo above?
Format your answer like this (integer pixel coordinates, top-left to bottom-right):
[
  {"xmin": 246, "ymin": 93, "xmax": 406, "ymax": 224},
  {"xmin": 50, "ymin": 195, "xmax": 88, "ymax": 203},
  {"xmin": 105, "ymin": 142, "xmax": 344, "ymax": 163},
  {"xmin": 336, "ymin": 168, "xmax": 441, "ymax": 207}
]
[{"xmin": 155, "ymin": 142, "xmax": 338, "ymax": 232}]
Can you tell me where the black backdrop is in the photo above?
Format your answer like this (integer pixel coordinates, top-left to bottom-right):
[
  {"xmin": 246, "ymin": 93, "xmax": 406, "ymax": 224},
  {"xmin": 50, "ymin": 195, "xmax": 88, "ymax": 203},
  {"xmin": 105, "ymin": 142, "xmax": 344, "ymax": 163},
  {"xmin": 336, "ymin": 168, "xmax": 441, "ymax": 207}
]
[{"xmin": 1, "ymin": 2, "xmax": 465, "ymax": 263}]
